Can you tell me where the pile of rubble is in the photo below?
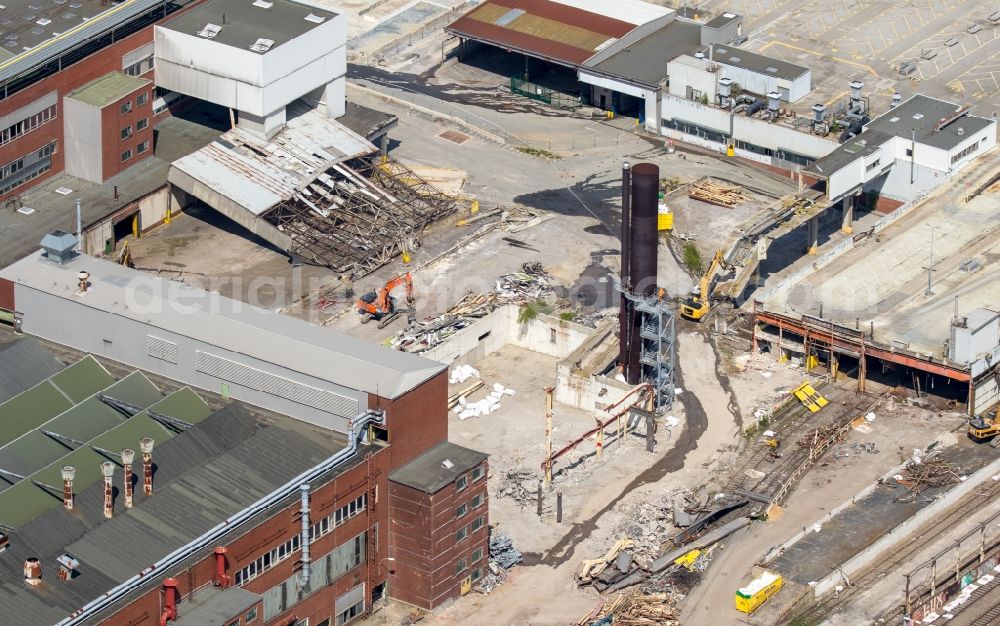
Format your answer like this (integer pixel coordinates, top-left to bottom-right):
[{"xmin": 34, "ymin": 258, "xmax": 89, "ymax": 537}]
[
  {"xmin": 578, "ymin": 589, "xmax": 681, "ymax": 626},
  {"xmin": 389, "ymin": 263, "xmax": 553, "ymax": 353},
  {"xmin": 477, "ymin": 531, "xmax": 522, "ymax": 594},
  {"xmin": 454, "ymin": 382, "xmax": 516, "ymax": 420},
  {"xmin": 495, "ymin": 468, "xmax": 538, "ymax": 507},
  {"xmin": 610, "ymin": 500, "xmax": 675, "ymax": 562},
  {"xmin": 893, "ymin": 450, "xmax": 962, "ymax": 502}
]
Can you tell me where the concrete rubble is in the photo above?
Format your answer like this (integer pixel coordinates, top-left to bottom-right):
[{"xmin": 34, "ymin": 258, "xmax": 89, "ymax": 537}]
[
  {"xmin": 477, "ymin": 531, "xmax": 522, "ymax": 594},
  {"xmin": 389, "ymin": 263, "xmax": 553, "ymax": 353},
  {"xmin": 495, "ymin": 469, "xmax": 538, "ymax": 507}
]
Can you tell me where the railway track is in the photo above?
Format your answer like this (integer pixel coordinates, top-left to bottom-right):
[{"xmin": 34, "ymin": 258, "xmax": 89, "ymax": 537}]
[{"xmin": 788, "ymin": 471, "xmax": 1000, "ymax": 624}]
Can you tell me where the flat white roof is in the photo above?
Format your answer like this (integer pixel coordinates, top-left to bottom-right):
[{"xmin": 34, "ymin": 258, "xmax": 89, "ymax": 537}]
[
  {"xmin": 1, "ymin": 253, "xmax": 444, "ymax": 399},
  {"xmin": 551, "ymin": 0, "xmax": 673, "ymax": 26}
]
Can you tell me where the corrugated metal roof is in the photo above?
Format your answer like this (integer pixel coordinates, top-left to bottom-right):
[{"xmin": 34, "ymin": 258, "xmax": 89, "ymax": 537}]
[
  {"xmin": 170, "ymin": 102, "xmax": 377, "ymax": 216},
  {"xmin": 446, "ymin": 0, "xmax": 650, "ymax": 67},
  {"xmin": 389, "ymin": 441, "xmax": 488, "ymax": 493},
  {"xmin": 0, "ymin": 336, "xmax": 63, "ymax": 403},
  {"xmin": 0, "ymin": 253, "xmax": 446, "ymax": 400},
  {"xmin": 0, "ymin": 401, "xmax": 349, "ymax": 626}
]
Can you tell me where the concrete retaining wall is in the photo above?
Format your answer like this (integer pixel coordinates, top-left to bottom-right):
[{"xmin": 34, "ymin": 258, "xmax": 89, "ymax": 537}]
[{"xmin": 421, "ymin": 304, "xmax": 595, "ymax": 368}]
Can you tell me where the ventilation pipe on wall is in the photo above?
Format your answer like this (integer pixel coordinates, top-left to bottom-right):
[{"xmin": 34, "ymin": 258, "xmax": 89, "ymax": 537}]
[
  {"xmin": 159, "ymin": 578, "xmax": 178, "ymax": 626},
  {"xmin": 213, "ymin": 547, "xmax": 230, "ymax": 588},
  {"xmin": 298, "ymin": 484, "xmax": 311, "ymax": 591}
]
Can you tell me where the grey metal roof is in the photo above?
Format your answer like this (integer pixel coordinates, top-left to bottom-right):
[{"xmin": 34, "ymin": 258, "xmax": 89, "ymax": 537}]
[
  {"xmin": 0, "ymin": 335, "xmax": 63, "ymax": 403},
  {"xmin": 711, "ymin": 44, "xmax": 809, "ymax": 81},
  {"xmin": 389, "ymin": 441, "xmax": 488, "ymax": 494},
  {"xmin": 864, "ymin": 94, "xmax": 995, "ymax": 151},
  {"xmin": 339, "ymin": 102, "xmax": 398, "ymax": 141},
  {"xmin": 805, "ymin": 130, "xmax": 893, "ymax": 177},
  {"xmin": 0, "ymin": 0, "xmax": 168, "ymax": 85},
  {"xmin": 964, "ymin": 308, "xmax": 999, "ymax": 332},
  {"xmin": 0, "ymin": 253, "xmax": 446, "ymax": 399},
  {"xmin": 0, "ymin": 401, "xmax": 348, "ymax": 626},
  {"xmin": 587, "ymin": 20, "xmax": 701, "ymax": 87},
  {"xmin": 160, "ymin": 0, "xmax": 336, "ymax": 51},
  {"xmin": 173, "ymin": 585, "xmax": 260, "ymax": 626}
]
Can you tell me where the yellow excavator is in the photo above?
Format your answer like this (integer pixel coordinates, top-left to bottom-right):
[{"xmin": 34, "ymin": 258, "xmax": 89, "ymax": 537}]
[
  {"xmin": 969, "ymin": 405, "xmax": 1000, "ymax": 446},
  {"xmin": 680, "ymin": 250, "xmax": 726, "ymax": 321}
]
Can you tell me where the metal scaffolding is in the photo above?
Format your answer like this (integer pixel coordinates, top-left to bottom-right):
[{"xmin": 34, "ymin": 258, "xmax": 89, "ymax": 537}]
[
  {"xmin": 260, "ymin": 155, "xmax": 457, "ymax": 277},
  {"xmin": 626, "ymin": 293, "xmax": 676, "ymax": 410}
]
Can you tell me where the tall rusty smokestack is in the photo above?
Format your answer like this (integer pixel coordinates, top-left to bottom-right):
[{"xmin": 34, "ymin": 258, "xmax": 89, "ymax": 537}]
[
  {"xmin": 101, "ymin": 461, "xmax": 115, "ymax": 519},
  {"xmin": 62, "ymin": 465, "xmax": 75, "ymax": 511},
  {"xmin": 140, "ymin": 437, "xmax": 154, "ymax": 496},
  {"xmin": 122, "ymin": 448, "xmax": 134, "ymax": 508},
  {"xmin": 618, "ymin": 162, "xmax": 632, "ymax": 372},
  {"xmin": 623, "ymin": 163, "xmax": 659, "ymax": 384}
]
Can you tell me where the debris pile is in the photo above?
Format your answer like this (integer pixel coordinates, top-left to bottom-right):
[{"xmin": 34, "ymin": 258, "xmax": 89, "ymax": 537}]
[
  {"xmin": 477, "ymin": 532, "xmax": 522, "ymax": 593},
  {"xmin": 797, "ymin": 424, "xmax": 843, "ymax": 449},
  {"xmin": 611, "ymin": 501, "xmax": 675, "ymax": 561},
  {"xmin": 894, "ymin": 453, "xmax": 961, "ymax": 502},
  {"xmin": 454, "ymin": 382, "xmax": 516, "ymax": 420},
  {"xmin": 496, "ymin": 469, "xmax": 538, "ymax": 506},
  {"xmin": 688, "ymin": 178, "xmax": 751, "ymax": 208},
  {"xmin": 578, "ymin": 590, "xmax": 680, "ymax": 626},
  {"xmin": 389, "ymin": 263, "xmax": 553, "ymax": 353},
  {"xmin": 576, "ymin": 538, "xmax": 645, "ymax": 591},
  {"xmin": 449, "ymin": 364, "xmax": 480, "ymax": 384}
]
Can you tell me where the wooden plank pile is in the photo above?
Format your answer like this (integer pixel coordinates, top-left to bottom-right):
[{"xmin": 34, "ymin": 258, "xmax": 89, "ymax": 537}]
[
  {"xmin": 894, "ymin": 454, "xmax": 961, "ymax": 502},
  {"xmin": 577, "ymin": 590, "xmax": 680, "ymax": 626},
  {"xmin": 688, "ymin": 178, "xmax": 751, "ymax": 207}
]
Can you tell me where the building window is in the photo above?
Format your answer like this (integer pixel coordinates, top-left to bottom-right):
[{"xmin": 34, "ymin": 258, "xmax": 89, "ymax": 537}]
[
  {"xmin": 866, "ymin": 158, "xmax": 880, "ymax": 171},
  {"xmin": 471, "ymin": 515, "xmax": 485, "ymax": 533},
  {"xmin": 229, "ymin": 621, "xmax": 239, "ymax": 626},
  {"xmin": 336, "ymin": 601, "xmax": 363, "ymax": 626},
  {"xmin": 471, "ymin": 465, "xmax": 484, "ymax": 482},
  {"xmin": 471, "ymin": 567, "xmax": 482, "ymax": 582},
  {"xmin": 121, "ymin": 125, "xmax": 132, "ymax": 140},
  {"xmin": 0, "ymin": 140, "xmax": 56, "ymax": 194},
  {"xmin": 124, "ymin": 56, "xmax": 154, "ymax": 76},
  {"xmin": 905, "ymin": 148, "xmax": 913, "ymax": 157},
  {"xmin": 246, "ymin": 607, "xmax": 258, "ymax": 621},
  {"xmin": 472, "ymin": 547, "xmax": 484, "ymax": 563},
  {"xmin": 137, "ymin": 92, "xmax": 148, "ymax": 106},
  {"xmin": 314, "ymin": 493, "xmax": 367, "ymax": 543},
  {"xmin": 121, "ymin": 149, "xmax": 132, "ymax": 162},
  {"xmin": 456, "ymin": 503, "xmax": 468, "ymax": 518},
  {"xmin": 0, "ymin": 104, "xmax": 56, "ymax": 147},
  {"xmin": 951, "ymin": 140, "xmax": 980, "ymax": 165},
  {"xmin": 137, "ymin": 140, "xmax": 149, "ymax": 154},
  {"xmin": 120, "ymin": 101, "xmax": 132, "ymax": 114},
  {"xmin": 455, "ymin": 526, "xmax": 468, "ymax": 542},
  {"xmin": 456, "ymin": 475, "xmax": 468, "ymax": 492},
  {"xmin": 235, "ymin": 534, "xmax": 301, "ymax": 586},
  {"xmin": 136, "ymin": 117, "xmax": 148, "ymax": 131},
  {"xmin": 455, "ymin": 557, "xmax": 468, "ymax": 575},
  {"xmin": 471, "ymin": 493, "xmax": 484, "ymax": 509}
]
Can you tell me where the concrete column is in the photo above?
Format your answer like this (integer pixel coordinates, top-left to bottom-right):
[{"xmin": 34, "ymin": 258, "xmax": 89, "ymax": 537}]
[
  {"xmin": 841, "ymin": 195, "xmax": 854, "ymax": 234},
  {"xmin": 237, "ymin": 107, "xmax": 286, "ymax": 140},
  {"xmin": 324, "ymin": 76, "xmax": 346, "ymax": 118},
  {"xmin": 807, "ymin": 215, "xmax": 819, "ymax": 255},
  {"xmin": 379, "ymin": 133, "xmax": 389, "ymax": 155}
]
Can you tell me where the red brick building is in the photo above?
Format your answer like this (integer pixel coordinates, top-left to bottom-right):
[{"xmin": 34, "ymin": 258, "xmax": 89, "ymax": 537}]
[
  {"xmin": 389, "ymin": 442, "xmax": 490, "ymax": 609},
  {"xmin": 0, "ymin": 0, "xmax": 195, "ymax": 200}
]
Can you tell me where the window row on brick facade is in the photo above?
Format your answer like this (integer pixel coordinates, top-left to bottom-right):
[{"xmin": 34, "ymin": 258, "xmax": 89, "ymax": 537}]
[
  {"xmin": 309, "ymin": 493, "xmax": 367, "ymax": 544},
  {"xmin": 0, "ymin": 104, "xmax": 56, "ymax": 147},
  {"xmin": 1, "ymin": 141, "xmax": 56, "ymax": 195},
  {"xmin": 454, "ymin": 514, "xmax": 486, "ymax": 543},
  {"xmin": 234, "ymin": 533, "xmax": 301, "ymax": 586},
  {"xmin": 456, "ymin": 491, "xmax": 486, "ymax": 519},
  {"xmin": 454, "ymin": 462, "xmax": 485, "ymax": 492},
  {"xmin": 454, "ymin": 545, "xmax": 486, "ymax": 575}
]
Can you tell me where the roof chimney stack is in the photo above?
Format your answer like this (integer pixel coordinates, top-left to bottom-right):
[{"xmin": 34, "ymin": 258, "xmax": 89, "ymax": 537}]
[
  {"xmin": 24, "ymin": 558, "xmax": 41, "ymax": 586},
  {"xmin": 121, "ymin": 448, "xmax": 135, "ymax": 508},
  {"xmin": 77, "ymin": 271, "xmax": 90, "ymax": 296},
  {"xmin": 62, "ymin": 465, "xmax": 76, "ymax": 511},
  {"xmin": 140, "ymin": 437, "xmax": 154, "ymax": 497},
  {"xmin": 101, "ymin": 461, "xmax": 115, "ymax": 519}
]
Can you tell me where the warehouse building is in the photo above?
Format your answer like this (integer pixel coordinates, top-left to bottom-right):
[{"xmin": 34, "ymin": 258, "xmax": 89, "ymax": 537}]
[{"xmin": 0, "ymin": 241, "xmax": 490, "ymax": 624}]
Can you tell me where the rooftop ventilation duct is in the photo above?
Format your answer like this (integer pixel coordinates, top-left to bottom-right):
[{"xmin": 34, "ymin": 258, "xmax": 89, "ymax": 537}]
[
  {"xmin": 718, "ymin": 77, "xmax": 732, "ymax": 97},
  {"xmin": 24, "ymin": 558, "xmax": 41, "ymax": 586},
  {"xmin": 812, "ymin": 103, "xmax": 826, "ymax": 122},
  {"xmin": 197, "ymin": 23, "xmax": 221, "ymax": 38},
  {"xmin": 250, "ymin": 38, "xmax": 274, "ymax": 53},
  {"xmin": 57, "ymin": 555, "xmax": 79, "ymax": 582},
  {"xmin": 122, "ymin": 449, "xmax": 135, "ymax": 509},
  {"xmin": 891, "ymin": 92, "xmax": 902, "ymax": 108},
  {"xmin": 213, "ymin": 547, "xmax": 231, "ymax": 588},
  {"xmin": 62, "ymin": 465, "xmax": 75, "ymax": 511},
  {"xmin": 141, "ymin": 437, "xmax": 154, "ymax": 496},
  {"xmin": 101, "ymin": 462, "xmax": 115, "ymax": 519},
  {"xmin": 40, "ymin": 230, "xmax": 78, "ymax": 264}
]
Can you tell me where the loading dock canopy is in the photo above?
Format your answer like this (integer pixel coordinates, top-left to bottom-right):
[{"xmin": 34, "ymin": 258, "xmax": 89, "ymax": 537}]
[{"xmin": 446, "ymin": 0, "xmax": 672, "ymax": 67}]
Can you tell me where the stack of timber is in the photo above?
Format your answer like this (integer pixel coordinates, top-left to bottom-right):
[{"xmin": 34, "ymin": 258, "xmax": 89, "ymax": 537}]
[{"xmin": 688, "ymin": 178, "xmax": 751, "ymax": 207}]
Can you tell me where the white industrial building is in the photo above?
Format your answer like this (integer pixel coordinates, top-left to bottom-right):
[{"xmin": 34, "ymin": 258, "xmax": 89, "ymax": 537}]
[
  {"xmin": 154, "ymin": 0, "xmax": 347, "ymax": 139},
  {"xmin": 951, "ymin": 309, "xmax": 1000, "ymax": 415},
  {"xmin": 805, "ymin": 95, "xmax": 997, "ymax": 204}
]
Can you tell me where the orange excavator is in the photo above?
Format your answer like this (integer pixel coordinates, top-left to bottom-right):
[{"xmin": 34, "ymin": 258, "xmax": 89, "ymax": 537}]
[{"xmin": 356, "ymin": 272, "xmax": 416, "ymax": 329}]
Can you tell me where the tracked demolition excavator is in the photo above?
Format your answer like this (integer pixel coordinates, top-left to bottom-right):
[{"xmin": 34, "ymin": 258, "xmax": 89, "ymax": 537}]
[
  {"xmin": 969, "ymin": 404, "xmax": 1000, "ymax": 447},
  {"xmin": 680, "ymin": 250, "xmax": 727, "ymax": 321},
  {"xmin": 356, "ymin": 272, "xmax": 416, "ymax": 329}
]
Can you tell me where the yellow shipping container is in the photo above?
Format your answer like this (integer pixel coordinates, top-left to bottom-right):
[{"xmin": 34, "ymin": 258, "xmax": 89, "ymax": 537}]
[{"xmin": 735, "ymin": 571, "xmax": 783, "ymax": 613}]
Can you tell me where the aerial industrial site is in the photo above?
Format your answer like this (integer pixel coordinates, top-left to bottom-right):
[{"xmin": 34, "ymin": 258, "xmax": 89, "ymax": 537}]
[{"xmin": 0, "ymin": 0, "xmax": 998, "ymax": 625}]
